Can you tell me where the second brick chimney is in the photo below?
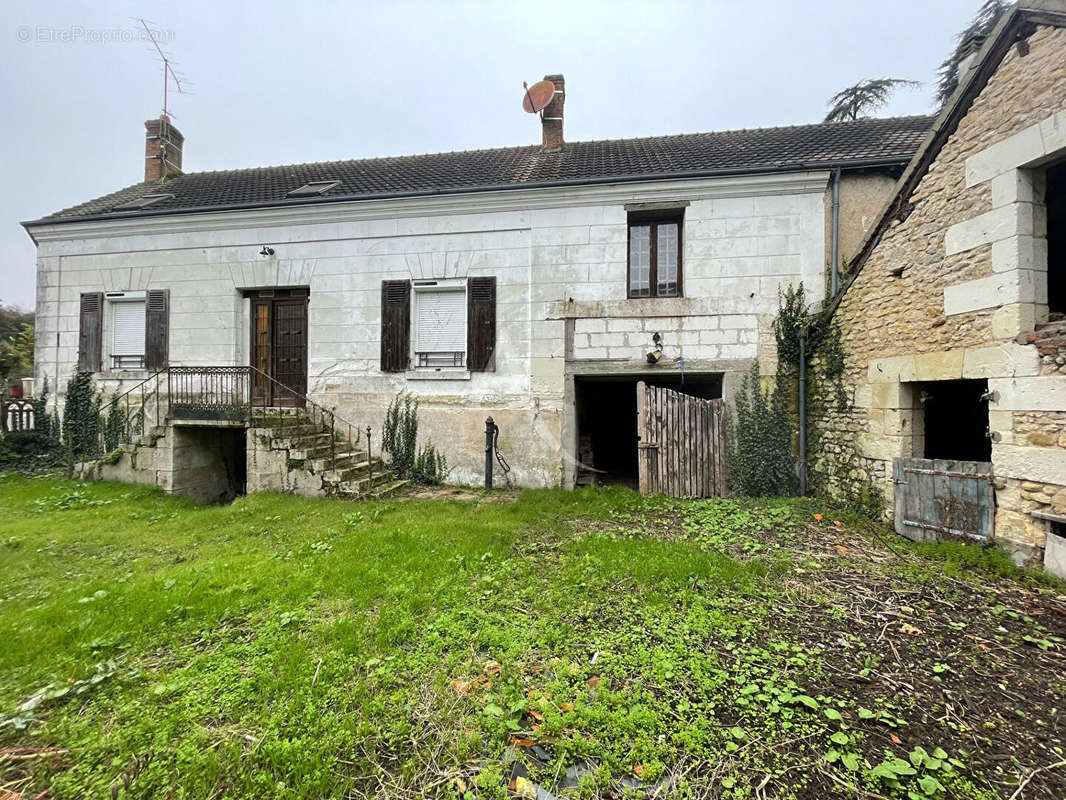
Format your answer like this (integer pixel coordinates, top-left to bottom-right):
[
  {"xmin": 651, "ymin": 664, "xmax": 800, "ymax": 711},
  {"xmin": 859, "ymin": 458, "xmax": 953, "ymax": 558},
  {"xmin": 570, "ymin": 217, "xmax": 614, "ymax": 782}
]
[
  {"xmin": 144, "ymin": 114, "xmax": 184, "ymax": 183},
  {"xmin": 540, "ymin": 74, "xmax": 565, "ymax": 151}
]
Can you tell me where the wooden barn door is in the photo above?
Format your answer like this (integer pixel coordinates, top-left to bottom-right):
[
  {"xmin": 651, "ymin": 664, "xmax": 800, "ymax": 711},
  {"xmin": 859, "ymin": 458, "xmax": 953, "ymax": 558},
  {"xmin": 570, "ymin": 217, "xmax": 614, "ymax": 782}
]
[
  {"xmin": 636, "ymin": 381, "xmax": 726, "ymax": 498},
  {"xmin": 892, "ymin": 458, "xmax": 995, "ymax": 542}
]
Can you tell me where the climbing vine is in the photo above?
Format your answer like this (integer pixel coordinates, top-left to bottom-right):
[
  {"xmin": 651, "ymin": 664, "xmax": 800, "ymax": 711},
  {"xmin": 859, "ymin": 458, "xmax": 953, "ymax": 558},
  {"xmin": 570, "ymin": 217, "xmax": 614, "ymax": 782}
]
[
  {"xmin": 727, "ymin": 362, "xmax": 795, "ymax": 497},
  {"xmin": 746, "ymin": 282, "xmax": 886, "ymax": 516},
  {"xmin": 61, "ymin": 371, "xmax": 101, "ymax": 464}
]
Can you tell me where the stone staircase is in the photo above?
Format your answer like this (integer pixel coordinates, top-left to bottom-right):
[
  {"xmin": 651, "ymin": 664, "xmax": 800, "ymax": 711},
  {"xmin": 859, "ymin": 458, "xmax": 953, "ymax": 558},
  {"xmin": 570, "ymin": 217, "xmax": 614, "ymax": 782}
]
[{"xmin": 250, "ymin": 411, "xmax": 408, "ymax": 498}]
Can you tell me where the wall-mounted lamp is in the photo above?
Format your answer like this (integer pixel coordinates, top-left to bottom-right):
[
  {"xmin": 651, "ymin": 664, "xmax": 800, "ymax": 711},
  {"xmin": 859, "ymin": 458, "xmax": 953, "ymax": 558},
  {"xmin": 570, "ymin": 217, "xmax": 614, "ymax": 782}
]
[
  {"xmin": 646, "ymin": 332, "xmax": 663, "ymax": 365},
  {"xmin": 259, "ymin": 246, "xmax": 275, "ymax": 256}
]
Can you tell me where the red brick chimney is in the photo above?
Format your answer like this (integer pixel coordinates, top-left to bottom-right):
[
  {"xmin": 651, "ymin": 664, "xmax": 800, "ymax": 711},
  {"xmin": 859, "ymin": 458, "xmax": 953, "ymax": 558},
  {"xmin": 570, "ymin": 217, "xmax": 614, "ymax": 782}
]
[
  {"xmin": 144, "ymin": 114, "xmax": 184, "ymax": 183},
  {"xmin": 541, "ymin": 74, "xmax": 565, "ymax": 151}
]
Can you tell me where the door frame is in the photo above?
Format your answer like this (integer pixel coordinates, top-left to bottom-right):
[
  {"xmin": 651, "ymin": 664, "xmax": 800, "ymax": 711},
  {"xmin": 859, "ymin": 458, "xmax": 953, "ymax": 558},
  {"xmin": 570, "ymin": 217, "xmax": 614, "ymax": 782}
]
[{"xmin": 247, "ymin": 288, "xmax": 309, "ymax": 407}]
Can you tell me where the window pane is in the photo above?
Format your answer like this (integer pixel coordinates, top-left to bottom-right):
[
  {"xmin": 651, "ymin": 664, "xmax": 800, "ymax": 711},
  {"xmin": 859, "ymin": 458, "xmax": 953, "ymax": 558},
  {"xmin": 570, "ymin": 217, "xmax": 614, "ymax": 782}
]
[
  {"xmin": 629, "ymin": 225, "xmax": 651, "ymax": 296},
  {"xmin": 656, "ymin": 223, "xmax": 679, "ymax": 297}
]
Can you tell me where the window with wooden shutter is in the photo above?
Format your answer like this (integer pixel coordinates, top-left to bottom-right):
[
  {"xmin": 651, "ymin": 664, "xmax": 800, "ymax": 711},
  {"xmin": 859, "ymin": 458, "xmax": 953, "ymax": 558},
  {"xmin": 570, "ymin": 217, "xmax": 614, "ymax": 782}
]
[
  {"xmin": 380, "ymin": 280, "xmax": 411, "ymax": 372},
  {"xmin": 467, "ymin": 277, "xmax": 496, "ymax": 372},
  {"xmin": 145, "ymin": 289, "xmax": 169, "ymax": 370},
  {"xmin": 77, "ymin": 292, "xmax": 103, "ymax": 373}
]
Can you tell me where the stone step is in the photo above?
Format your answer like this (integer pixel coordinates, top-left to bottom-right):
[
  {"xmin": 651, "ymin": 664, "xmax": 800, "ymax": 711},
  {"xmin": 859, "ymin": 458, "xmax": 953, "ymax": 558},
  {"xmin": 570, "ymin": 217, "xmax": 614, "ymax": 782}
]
[
  {"xmin": 271, "ymin": 432, "xmax": 334, "ymax": 451},
  {"xmin": 309, "ymin": 451, "xmax": 369, "ymax": 472},
  {"xmin": 371, "ymin": 479, "xmax": 409, "ymax": 498},
  {"xmin": 330, "ymin": 473, "xmax": 403, "ymax": 498},
  {"xmin": 323, "ymin": 459, "xmax": 387, "ymax": 483}
]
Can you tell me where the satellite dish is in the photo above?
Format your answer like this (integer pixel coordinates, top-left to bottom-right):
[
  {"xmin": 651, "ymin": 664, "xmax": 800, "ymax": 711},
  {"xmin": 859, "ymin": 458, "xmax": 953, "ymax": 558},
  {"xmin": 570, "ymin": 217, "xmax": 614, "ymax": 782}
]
[{"xmin": 522, "ymin": 79, "xmax": 556, "ymax": 114}]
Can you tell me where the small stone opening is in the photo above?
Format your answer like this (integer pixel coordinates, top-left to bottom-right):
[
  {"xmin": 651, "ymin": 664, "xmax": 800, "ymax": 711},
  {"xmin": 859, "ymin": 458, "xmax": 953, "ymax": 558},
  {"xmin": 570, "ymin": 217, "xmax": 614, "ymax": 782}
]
[
  {"xmin": 574, "ymin": 374, "xmax": 722, "ymax": 488},
  {"xmin": 1045, "ymin": 162, "xmax": 1066, "ymax": 317},
  {"xmin": 916, "ymin": 379, "xmax": 991, "ymax": 462},
  {"xmin": 170, "ymin": 425, "xmax": 247, "ymax": 503}
]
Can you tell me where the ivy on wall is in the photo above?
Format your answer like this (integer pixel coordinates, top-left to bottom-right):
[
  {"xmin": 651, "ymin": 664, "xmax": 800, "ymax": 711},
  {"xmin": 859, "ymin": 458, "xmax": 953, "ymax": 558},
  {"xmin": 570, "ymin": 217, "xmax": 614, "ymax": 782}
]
[
  {"xmin": 735, "ymin": 282, "xmax": 886, "ymax": 516},
  {"xmin": 61, "ymin": 371, "xmax": 101, "ymax": 464}
]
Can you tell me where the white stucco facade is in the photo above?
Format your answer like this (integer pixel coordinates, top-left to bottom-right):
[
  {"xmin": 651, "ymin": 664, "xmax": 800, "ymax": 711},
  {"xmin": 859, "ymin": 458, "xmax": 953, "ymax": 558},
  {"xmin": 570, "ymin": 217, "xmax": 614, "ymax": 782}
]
[{"xmin": 29, "ymin": 170, "xmax": 830, "ymax": 487}]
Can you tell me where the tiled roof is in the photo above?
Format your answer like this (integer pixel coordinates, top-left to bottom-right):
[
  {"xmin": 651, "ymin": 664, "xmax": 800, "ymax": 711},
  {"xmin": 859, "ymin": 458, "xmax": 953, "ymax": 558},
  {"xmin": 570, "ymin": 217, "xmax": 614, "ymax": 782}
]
[{"xmin": 29, "ymin": 115, "xmax": 932, "ymax": 224}]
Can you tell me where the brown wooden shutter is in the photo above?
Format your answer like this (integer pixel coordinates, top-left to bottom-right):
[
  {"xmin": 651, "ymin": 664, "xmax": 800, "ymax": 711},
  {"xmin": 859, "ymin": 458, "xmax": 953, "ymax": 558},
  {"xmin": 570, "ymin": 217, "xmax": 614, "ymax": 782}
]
[
  {"xmin": 467, "ymin": 276, "xmax": 496, "ymax": 372},
  {"xmin": 380, "ymin": 280, "xmax": 411, "ymax": 372},
  {"xmin": 77, "ymin": 292, "xmax": 103, "ymax": 372},
  {"xmin": 145, "ymin": 289, "xmax": 169, "ymax": 370}
]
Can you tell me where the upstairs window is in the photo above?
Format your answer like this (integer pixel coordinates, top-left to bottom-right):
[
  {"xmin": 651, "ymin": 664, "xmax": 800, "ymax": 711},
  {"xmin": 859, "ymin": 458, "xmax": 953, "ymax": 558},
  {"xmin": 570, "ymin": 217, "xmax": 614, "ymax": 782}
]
[{"xmin": 628, "ymin": 211, "xmax": 683, "ymax": 298}]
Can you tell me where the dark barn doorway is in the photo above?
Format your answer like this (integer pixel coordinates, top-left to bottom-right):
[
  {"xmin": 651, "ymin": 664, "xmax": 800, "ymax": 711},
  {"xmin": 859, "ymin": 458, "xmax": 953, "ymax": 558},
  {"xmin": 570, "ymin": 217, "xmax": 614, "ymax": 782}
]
[
  {"xmin": 574, "ymin": 374, "xmax": 722, "ymax": 487},
  {"xmin": 918, "ymin": 379, "xmax": 991, "ymax": 462},
  {"xmin": 1046, "ymin": 163, "xmax": 1066, "ymax": 317}
]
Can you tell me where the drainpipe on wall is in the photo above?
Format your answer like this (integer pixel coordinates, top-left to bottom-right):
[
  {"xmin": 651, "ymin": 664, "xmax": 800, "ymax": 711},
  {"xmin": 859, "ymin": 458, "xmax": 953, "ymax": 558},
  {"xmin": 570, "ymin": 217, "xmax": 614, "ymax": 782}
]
[
  {"xmin": 830, "ymin": 167, "xmax": 841, "ymax": 297},
  {"xmin": 798, "ymin": 326, "xmax": 808, "ymax": 497}
]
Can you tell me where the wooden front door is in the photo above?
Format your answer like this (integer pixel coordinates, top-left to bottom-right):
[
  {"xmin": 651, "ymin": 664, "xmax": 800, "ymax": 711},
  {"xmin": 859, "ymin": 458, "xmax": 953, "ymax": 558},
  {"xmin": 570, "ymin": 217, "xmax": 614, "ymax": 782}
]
[
  {"xmin": 636, "ymin": 381, "xmax": 726, "ymax": 498},
  {"xmin": 250, "ymin": 290, "xmax": 308, "ymax": 407},
  {"xmin": 892, "ymin": 458, "xmax": 995, "ymax": 542}
]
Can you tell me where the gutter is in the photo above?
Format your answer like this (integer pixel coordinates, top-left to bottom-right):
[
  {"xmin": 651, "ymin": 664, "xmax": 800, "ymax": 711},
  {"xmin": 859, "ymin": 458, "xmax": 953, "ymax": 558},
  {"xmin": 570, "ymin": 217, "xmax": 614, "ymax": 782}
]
[
  {"xmin": 829, "ymin": 167, "xmax": 841, "ymax": 296},
  {"xmin": 22, "ymin": 156, "xmax": 914, "ymax": 231}
]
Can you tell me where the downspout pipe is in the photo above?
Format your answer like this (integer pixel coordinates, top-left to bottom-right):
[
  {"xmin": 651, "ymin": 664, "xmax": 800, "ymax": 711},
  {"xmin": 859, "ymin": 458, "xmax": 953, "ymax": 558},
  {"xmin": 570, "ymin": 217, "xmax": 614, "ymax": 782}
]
[
  {"xmin": 830, "ymin": 167, "xmax": 841, "ymax": 297},
  {"xmin": 798, "ymin": 326, "xmax": 808, "ymax": 497}
]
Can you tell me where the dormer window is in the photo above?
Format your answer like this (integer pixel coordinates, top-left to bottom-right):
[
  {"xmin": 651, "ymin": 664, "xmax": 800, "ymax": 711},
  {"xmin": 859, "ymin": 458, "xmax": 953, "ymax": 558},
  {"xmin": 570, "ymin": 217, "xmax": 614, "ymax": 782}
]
[
  {"xmin": 287, "ymin": 180, "xmax": 341, "ymax": 198},
  {"xmin": 113, "ymin": 193, "xmax": 174, "ymax": 211}
]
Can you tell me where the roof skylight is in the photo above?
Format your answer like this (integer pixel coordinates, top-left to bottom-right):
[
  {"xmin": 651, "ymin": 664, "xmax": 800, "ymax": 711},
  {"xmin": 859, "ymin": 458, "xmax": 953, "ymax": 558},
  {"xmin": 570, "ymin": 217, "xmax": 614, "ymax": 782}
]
[
  {"xmin": 113, "ymin": 193, "xmax": 174, "ymax": 211},
  {"xmin": 287, "ymin": 180, "xmax": 341, "ymax": 198}
]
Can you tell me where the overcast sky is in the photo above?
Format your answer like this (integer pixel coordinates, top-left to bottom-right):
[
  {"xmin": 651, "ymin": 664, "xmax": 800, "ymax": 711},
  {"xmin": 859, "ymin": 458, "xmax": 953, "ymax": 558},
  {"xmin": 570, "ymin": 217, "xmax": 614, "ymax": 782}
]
[{"xmin": 1, "ymin": 0, "xmax": 981, "ymax": 310}]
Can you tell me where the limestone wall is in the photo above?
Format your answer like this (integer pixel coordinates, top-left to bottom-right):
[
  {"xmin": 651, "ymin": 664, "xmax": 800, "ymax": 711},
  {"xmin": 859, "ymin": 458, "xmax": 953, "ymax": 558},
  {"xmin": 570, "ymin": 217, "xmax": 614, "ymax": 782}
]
[{"xmin": 815, "ymin": 24, "xmax": 1066, "ymax": 562}]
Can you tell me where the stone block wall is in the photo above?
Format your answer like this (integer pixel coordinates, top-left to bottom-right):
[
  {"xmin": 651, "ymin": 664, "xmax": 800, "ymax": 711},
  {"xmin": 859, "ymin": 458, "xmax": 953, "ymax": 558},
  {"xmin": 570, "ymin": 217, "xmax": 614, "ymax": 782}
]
[{"xmin": 814, "ymin": 24, "xmax": 1066, "ymax": 562}]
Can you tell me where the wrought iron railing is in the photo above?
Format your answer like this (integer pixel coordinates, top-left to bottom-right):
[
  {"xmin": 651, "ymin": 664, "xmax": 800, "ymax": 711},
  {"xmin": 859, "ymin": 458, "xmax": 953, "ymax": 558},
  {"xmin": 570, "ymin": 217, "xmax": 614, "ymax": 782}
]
[
  {"xmin": 97, "ymin": 369, "xmax": 167, "ymax": 455},
  {"xmin": 165, "ymin": 366, "xmax": 369, "ymax": 467},
  {"xmin": 167, "ymin": 366, "xmax": 251, "ymax": 421},
  {"xmin": 91, "ymin": 366, "xmax": 372, "ymax": 479}
]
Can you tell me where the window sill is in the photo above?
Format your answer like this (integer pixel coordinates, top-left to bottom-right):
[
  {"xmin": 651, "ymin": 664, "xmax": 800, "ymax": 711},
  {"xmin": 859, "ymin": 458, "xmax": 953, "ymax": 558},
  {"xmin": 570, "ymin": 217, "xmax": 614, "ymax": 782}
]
[
  {"xmin": 405, "ymin": 369, "xmax": 471, "ymax": 381},
  {"xmin": 98, "ymin": 369, "xmax": 150, "ymax": 380}
]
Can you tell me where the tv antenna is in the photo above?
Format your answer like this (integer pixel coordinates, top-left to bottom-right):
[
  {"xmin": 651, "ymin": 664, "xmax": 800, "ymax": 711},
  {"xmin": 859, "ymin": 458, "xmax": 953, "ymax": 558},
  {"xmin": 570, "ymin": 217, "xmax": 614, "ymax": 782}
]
[
  {"xmin": 522, "ymin": 79, "xmax": 555, "ymax": 116},
  {"xmin": 135, "ymin": 17, "xmax": 189, "ymax": 119}
]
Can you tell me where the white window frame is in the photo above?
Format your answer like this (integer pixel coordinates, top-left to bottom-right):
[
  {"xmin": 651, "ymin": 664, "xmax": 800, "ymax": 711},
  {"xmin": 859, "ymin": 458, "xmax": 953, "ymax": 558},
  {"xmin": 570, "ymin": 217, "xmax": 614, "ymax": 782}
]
[
  {"xmin": 411, "ymin": 279, "xmax": 467, "ymax": 372},
  {"xmin": 106, "ymin": 291, "xmax": 147, "ymax": 370}
]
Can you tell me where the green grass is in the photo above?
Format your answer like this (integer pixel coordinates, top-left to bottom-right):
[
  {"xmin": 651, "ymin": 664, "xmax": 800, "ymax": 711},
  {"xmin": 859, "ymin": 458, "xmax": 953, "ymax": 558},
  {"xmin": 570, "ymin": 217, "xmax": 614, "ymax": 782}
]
[{"xmin": 0, "ymin": 474, "xmax": 1063, "ymax": 800}]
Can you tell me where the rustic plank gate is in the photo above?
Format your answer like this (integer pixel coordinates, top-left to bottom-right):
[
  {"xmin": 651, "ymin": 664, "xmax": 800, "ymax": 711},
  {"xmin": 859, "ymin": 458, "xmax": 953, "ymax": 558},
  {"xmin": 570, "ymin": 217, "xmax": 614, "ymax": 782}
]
[
  {"xmin": 636, "ymin": 381, "xmax": 726, "ymax": 498},
  {"xmin": 892, "ymin": 458, "xmax": 995, "ymax": 542}
]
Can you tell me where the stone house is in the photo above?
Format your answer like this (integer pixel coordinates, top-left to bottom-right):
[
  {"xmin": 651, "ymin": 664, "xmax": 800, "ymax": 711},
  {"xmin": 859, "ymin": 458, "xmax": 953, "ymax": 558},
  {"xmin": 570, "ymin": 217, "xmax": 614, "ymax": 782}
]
[
  {"xmin": 23, "ymin": 76, "xmax": 928, "ymax": 499},
  {"xmin": 815, "ymin": 0, "xmax": 1066, "ymax": 574}
]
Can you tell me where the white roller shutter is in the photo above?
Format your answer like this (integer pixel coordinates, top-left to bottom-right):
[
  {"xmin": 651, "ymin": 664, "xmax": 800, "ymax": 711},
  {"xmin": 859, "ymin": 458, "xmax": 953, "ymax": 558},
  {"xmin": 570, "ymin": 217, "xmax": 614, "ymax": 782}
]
[
  {"xmin": 112, "ymin": 300, "xmax": 146, "ymax": 356},
  {"xmin": 416, "ymin": 289, "xmax": 466, "ymax": 354}
]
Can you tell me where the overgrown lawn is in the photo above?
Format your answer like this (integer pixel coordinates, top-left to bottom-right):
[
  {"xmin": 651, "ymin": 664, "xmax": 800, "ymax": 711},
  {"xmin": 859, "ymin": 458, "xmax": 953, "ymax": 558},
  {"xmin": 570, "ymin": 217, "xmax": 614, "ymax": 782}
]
[{"xmin": 0, "ymin": 475, "xmax": 1063, "ymax": 799}]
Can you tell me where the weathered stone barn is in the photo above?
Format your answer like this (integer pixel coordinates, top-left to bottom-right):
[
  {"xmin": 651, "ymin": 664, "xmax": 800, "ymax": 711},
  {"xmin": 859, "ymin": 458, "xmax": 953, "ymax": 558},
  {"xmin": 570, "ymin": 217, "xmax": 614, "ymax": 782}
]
[
  {"xmin": 23, "ymin": 76, "xmax": 927, "ymax": 499},
  {"xmin": 815, "ymin": 0, "xmax": 1066, "ymax": 573}
]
